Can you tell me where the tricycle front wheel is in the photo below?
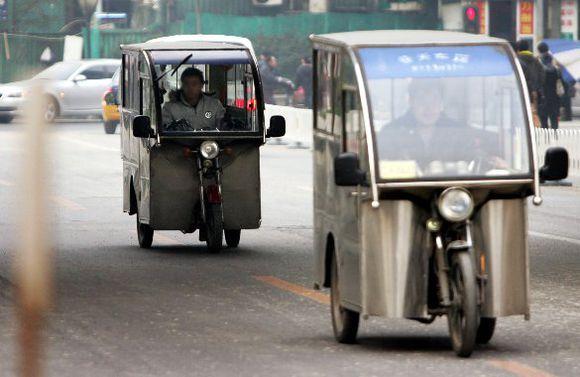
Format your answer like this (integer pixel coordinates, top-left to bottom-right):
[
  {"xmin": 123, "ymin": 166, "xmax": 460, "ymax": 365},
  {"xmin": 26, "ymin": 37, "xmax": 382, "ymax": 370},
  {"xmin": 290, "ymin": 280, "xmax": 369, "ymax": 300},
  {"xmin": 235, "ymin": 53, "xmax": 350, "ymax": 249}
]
[
  {"xmin": 205, "ymin": 204, "xmax": 223, "ymax": 253},
  {"xmin": 447, "ymin": 251, "xmax": 478, "ymax": 357},
  {"xmin": 330, "ymin": 252, "xmax": 359, "ymax": 344}
]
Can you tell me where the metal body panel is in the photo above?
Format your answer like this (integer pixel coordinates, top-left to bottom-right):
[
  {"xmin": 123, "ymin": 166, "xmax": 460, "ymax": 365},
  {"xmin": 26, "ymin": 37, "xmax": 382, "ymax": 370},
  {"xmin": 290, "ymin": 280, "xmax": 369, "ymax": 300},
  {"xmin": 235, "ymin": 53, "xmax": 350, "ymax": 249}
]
[
  {"xmin": 473, "ymin": 199, "xmax": 530, "ymax": 318},
  {"xmin": 360, "ymin": 200, "xmax": 429, "ymax": 318},
  {"xmin": 148, "ymin": 142, "xmax": 261, "ymax": 230}
]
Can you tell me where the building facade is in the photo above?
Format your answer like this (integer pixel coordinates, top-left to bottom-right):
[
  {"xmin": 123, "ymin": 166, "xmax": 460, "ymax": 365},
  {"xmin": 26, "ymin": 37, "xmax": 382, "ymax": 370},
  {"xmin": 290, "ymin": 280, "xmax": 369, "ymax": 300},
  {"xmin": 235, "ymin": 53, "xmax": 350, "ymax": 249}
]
[{"xmin": 440, "ymin": 0, "xmax": 579, "ymax": 45}]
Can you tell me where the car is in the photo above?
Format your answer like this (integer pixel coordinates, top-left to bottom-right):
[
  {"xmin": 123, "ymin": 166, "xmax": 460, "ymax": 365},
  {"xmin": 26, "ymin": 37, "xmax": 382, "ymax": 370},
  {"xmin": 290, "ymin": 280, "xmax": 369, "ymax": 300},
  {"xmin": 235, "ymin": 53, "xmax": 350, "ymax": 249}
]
[
  {"xmin": 102, "ymin": 67, "xmax": 121, "ymax": 134},
  {"xmin": 0, "ymin": 59, "xmax": 120, "ymax": 123}
]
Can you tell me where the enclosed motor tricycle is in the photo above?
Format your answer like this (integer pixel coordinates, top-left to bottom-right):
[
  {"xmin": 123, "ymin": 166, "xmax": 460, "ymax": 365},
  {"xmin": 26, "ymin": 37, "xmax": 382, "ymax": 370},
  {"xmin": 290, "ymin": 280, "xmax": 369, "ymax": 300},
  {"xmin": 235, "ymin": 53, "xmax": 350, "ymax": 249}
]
[
  {"xmin": 120, "ymin": 35, "xmax": 285, "ymax": 252},
  {"xmin": 311, "ymin": 30, "xmax": 568, "ymax": 357}
]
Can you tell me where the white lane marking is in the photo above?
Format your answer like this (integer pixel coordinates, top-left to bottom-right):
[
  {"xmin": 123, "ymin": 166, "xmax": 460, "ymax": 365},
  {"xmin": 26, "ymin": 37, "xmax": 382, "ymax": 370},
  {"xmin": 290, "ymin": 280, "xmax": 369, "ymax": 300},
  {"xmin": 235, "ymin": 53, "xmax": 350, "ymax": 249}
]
[
  {"xmin": 529, "ymin": 230, "xmax": 580, "ymax": 247},
  {"xmin": 56, "ymin": 135, "xmax": 119, "ymax": 153},
  {"xmin": 297, "ymin": 186, "xmax": 313, "ymax": 192},
  {"xmin": 49, "ymin": 196, "xmax": 86, "ymax": 211},
  {"xmin": 0, "ymin": 179, "xmax": 14, "ymax": 187}
]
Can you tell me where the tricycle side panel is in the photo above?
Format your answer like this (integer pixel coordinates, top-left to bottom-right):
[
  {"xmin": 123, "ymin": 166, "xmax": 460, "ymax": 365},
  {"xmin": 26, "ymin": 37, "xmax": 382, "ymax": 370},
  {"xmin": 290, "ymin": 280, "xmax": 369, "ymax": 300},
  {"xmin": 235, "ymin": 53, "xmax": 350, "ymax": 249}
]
[
  {"xmin": 473, "ymin": 198, "xmax": 529, "ymax": 318},
  {"xmin": 360, "ymin": 200, "xmax": 429, "ymax": 318},
  {"xmin": 221, "ymin": 146, "xmax": 261, "ymax": 229}
]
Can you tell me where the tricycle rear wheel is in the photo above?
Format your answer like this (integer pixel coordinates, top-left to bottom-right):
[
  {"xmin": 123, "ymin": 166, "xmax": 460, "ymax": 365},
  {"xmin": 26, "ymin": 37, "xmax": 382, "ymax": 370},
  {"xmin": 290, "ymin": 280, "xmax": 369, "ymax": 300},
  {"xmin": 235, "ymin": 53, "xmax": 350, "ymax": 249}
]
[
  {"xmin": 136, "ymin": 213, "xmax": 154, "ymax": 249},
  {"xmin": 447, "ymin": 251, "xmax": 478, "ymax": 357},
  {"xmin": 225, "ymin": 230, "xmax": 241, "ymax": 248},
  {"xmin": 330, "ymin": 252, "xmax": 359, "ymax": 344},
  {"xmin": 476, "ymin": 317, "xmax": 496, "ymax": 344}
]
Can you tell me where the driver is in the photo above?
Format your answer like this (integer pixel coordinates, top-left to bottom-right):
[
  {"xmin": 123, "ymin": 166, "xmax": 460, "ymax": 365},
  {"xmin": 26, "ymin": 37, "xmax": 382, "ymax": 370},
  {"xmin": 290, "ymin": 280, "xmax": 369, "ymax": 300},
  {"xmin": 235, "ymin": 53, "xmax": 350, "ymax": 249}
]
[
  {"xmin": 377, "ymin": 79, "xmax": 504, "ymax": 171},
  {"xmin": 162, "ymin": 67, "xmax": 225, "ymax": 131}
]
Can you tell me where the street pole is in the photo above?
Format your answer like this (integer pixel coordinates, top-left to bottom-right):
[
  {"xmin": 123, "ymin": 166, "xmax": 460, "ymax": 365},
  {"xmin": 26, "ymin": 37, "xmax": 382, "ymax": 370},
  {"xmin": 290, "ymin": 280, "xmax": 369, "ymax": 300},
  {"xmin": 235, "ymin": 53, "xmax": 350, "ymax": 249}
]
[
  {"xmin": 16, "ymin": 84, "xmax": 53, "ymax": 377},
  {"xmin": 195, "ymin": 0, "xmax": 202, "ymax": 34}
]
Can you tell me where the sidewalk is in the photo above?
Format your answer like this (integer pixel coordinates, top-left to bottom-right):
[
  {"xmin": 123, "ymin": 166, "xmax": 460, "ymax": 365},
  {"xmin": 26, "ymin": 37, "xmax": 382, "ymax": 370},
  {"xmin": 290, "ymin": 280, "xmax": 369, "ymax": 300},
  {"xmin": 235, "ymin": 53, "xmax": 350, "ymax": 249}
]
[{"xmin": 560, "ymin": 118, "xmax": 580, "ymax": 129}]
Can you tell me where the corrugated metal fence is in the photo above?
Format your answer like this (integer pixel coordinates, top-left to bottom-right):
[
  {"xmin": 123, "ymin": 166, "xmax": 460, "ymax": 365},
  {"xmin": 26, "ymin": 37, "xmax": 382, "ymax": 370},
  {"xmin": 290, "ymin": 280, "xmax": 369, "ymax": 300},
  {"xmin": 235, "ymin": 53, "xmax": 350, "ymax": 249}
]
[{"xmin": 0, "ymin": 33, "xmax": 65, "ymax": 83}]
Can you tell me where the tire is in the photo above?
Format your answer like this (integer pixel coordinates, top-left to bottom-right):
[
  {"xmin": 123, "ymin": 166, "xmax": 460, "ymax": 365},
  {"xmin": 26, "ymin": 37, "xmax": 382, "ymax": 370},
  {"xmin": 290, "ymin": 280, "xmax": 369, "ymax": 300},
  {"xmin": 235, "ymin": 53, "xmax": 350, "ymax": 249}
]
[
  {"xmin": 136, "ymin": 212, "xmax": 154, "ymax": 249},
  {"xmin": 476, "ymin": 317, "xmax": 496, "ymax": 344},
  {"xmin": 225, "ymin": 229, "xmax": 241, "ymax": 248},
  {"xmin": 205, "ymin": 204, "xmax": 223, "ymax": 253},
  {"xmin": 447, "ymin": 251, "xmax": 478, "ymax": 357},
  {"xmin": 0, "ymin": 115, "xmax": 13, "ymax": 124},
  {"xmin": 330, "ymin": 252, "xmax": 359, "ymax": 344},
  {"xmin": 104, "ymin": 121, "xmax": 117, "ymax": 134},
  {"xmin": 44, "ymin": 97, "xmax": 59, "ymax": 123}
]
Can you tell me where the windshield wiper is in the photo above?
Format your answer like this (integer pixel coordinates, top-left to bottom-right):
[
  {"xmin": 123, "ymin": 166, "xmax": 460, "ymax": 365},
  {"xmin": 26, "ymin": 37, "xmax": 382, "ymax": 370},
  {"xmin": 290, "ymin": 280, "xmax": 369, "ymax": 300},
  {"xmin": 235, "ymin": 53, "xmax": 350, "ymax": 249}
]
[{"xmin": 154, "ymin": 53, "xmax": 193, "ymax": 83}]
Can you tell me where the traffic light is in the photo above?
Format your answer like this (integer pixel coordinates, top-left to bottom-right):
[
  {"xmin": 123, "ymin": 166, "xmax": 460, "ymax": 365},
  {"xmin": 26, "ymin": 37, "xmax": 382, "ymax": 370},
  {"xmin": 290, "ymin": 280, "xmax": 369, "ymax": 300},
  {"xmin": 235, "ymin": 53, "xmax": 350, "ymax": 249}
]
[{"xmin": 463, "ymin": 5, "xmax": 480, "ymax": 34}]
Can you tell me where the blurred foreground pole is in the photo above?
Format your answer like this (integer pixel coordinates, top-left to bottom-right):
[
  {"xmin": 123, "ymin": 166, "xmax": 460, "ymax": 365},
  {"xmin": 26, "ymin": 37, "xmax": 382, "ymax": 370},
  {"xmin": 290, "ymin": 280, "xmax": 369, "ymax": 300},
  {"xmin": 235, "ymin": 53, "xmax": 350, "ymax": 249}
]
[{"xmin": 15, "ymin": 86, "xmax": 53, "ymax": 377}]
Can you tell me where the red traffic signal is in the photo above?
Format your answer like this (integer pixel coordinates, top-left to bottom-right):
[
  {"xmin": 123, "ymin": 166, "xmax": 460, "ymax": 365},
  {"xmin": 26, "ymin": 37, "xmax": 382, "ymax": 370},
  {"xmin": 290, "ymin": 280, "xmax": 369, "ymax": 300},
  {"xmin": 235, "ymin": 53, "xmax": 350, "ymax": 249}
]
[
  {"xmin": 465, "ymin": 7, "xmax": 477, "ymax": 22},
  {"xmin": 463, "ymin": 6, "xmax": 480, "ymax": 34}
]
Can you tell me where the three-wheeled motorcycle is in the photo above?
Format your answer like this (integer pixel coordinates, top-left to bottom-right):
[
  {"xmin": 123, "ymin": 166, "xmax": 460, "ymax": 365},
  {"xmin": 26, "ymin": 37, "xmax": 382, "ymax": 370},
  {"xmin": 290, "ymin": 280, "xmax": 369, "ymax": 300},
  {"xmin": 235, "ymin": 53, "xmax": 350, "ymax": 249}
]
[
  {"xmin": 311, "ymin": 30, "xmax": 569, "ymax": 357},
  {"xmin": 120, "ymin": 35, "xmax": 285, "ymax": 252}
]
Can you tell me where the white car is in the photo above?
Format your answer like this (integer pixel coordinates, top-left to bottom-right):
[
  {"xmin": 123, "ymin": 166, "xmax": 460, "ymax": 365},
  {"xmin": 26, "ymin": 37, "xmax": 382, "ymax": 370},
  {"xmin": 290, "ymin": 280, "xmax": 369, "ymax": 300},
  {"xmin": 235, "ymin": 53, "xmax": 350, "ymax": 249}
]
[{"xmin": 0, "ymin": 59, "xmax": 120, "ymax": 123}]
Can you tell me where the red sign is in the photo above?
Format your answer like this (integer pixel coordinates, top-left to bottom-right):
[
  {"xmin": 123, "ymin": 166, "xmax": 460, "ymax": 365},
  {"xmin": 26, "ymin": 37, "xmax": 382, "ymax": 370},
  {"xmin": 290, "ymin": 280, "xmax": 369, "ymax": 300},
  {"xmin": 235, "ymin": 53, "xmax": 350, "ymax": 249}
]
[{"xmin": 519, "ymin": 0, "xmax": 534, "ymax": 35}]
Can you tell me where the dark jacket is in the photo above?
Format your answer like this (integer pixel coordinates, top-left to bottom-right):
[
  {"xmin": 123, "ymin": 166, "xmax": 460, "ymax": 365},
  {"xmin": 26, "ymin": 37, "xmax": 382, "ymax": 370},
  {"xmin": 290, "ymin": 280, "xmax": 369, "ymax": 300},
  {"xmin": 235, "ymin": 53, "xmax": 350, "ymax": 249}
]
[
  {"xmin": 517, "ymin": 51, "xmax": 545, "ymax": 96},
  {"xmin": 295, "ymin": 63, "xmax": 313, "ymax": 96},
  {"xmin": 539, "ymin": 55, "xmax": 563, "ymax": 112}
]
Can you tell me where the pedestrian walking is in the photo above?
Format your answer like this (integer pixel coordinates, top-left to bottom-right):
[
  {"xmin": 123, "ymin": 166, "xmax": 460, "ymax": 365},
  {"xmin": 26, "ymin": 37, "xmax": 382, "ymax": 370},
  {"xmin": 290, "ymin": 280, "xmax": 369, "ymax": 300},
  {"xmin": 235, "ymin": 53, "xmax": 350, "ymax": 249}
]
[
  {"xmin": 538, "ymin": 52, "xmax": 564, "ymax": 129},
  {"xmin": 261, "ymin": 55, "xmax": 294, "ymax": 105},
  {"xmin": 515, "ymin": 39, "xmax": 544, "ymax": 126},
  {"xmin": 538, "ymin": 42, "xmax": 576, "ymax": 121},
  {"xmin": 294, "ymin": 56, "xmax": 313, "ymax": 108}
]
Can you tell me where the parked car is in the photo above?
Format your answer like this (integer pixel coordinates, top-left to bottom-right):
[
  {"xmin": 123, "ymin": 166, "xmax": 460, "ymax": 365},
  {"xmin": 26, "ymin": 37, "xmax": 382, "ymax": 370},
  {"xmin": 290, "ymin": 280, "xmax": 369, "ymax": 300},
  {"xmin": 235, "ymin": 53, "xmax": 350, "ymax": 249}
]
[
  {"xmin": 102, "ymin": 67, "xmax": 121, "ymax": 134},
  {"xmin": 0, "ymin": 59, "xmax": 120, "ymax": 123}
]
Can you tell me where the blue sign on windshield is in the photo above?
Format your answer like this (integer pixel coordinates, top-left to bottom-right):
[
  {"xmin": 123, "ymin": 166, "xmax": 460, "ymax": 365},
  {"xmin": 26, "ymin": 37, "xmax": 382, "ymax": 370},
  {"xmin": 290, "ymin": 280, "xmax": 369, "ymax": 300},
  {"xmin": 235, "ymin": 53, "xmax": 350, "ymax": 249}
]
[{"xmin": 359, "ymin": 45, "xmax": 514, "ymax": 79}]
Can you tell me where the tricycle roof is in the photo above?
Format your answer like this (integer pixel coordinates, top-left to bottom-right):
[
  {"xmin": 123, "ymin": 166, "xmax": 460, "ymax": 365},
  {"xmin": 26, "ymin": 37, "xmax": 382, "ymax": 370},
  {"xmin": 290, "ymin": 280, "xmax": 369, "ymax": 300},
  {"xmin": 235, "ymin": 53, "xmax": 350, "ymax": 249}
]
[
  {"xmin": 121, "ymin": 34, "xmax": 254, "ymax": 52},
  {"xmin": 310, "ymin": 30, "xmax": 507, "ymax": 48}
]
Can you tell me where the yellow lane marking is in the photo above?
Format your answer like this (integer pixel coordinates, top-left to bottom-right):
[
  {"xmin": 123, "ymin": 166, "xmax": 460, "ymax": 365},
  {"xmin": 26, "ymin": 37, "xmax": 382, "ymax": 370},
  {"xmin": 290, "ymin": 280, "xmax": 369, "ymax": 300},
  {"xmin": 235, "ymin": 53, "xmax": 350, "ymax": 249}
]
[
  {"xmin": 0, "ymin": 179, "xmax": 14, "ymax": 187},
  {"xmin": 57, "ymin": 135, "xmax": 119, "ymax": 152},
  {"xmin": 49, "ymin": 196, "xmax": 86, "ymax": 211},
  {"xmin": 488, "ymin": 360, "xmax": 556, "ymax": 377},
  {"xmin": 254, "ymin": 275, "xmax": 330, "ymax": 305}
]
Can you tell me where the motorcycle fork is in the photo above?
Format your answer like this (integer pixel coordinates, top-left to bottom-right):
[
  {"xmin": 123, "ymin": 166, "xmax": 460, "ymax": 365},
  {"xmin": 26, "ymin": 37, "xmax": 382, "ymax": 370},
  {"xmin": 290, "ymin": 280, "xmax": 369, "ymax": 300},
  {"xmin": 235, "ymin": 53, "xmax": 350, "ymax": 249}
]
[
  {"xmin": 432, "ymin": 222, "xmax": 474, "ymax": 308},
  {"xmin": 196, "ymin": 156, "xmax": 223, "ymax": 223}
]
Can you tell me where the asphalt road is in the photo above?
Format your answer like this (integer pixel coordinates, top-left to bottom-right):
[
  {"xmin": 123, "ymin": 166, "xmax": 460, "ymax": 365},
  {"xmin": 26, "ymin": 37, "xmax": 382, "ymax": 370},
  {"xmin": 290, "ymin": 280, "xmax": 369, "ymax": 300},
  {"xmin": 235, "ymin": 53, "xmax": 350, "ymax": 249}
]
[{"xmin": 1, "ymin": 121, "xmax": 579, "ymax": 377}]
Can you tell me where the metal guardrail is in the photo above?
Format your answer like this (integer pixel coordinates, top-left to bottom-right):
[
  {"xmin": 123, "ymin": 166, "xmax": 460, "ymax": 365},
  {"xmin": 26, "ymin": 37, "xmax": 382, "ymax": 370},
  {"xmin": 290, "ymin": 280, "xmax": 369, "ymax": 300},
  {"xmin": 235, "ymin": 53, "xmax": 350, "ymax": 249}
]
[
  {"xmin": 535, "ymin": 128, "xmax": 580, "ymax": 177},
  {"xmin": 265, "ymin": 104, "xmax": 313, "ymax": 148}
]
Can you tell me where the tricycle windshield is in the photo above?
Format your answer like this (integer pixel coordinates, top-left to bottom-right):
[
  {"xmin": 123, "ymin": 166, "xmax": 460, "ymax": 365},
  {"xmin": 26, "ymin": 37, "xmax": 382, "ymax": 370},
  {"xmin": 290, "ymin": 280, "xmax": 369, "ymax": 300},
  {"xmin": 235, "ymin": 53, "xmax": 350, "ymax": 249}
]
[
  {"xmin": 359, "ymin": 45, "xmax": 532, "ymax": 181},
  {"xmin": 151, "ymin": 50, "xmax": 259, "ymax": 135}
]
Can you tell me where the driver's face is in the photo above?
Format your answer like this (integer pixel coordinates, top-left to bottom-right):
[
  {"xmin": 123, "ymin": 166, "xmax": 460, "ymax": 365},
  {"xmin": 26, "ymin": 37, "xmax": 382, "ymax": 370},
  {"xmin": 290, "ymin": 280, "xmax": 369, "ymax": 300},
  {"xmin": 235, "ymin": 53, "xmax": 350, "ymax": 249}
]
[
  {"xmin": 182, "ymin": 76, "xmax": 203, "ymax": 101},
  {"xmin": 410, "ymin": 88, "xmax": 443, "ymax": 127}
]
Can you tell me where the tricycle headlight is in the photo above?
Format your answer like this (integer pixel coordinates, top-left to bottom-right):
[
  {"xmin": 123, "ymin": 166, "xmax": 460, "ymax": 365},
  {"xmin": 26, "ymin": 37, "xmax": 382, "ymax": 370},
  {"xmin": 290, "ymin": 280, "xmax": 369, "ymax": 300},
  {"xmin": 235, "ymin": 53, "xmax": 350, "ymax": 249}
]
[
  {"xmin": 438, "ymin": 187, "xmax": 474, "ymax": 222},
  {"xmin": 200, "ymin": 141, "xmax": 219, "ymax": 159}
]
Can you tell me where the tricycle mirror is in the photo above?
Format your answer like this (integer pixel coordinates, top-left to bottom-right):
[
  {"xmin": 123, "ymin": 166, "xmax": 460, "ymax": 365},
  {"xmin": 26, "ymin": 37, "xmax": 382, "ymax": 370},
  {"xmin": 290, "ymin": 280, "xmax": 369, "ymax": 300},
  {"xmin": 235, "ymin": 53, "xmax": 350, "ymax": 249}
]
[
  {"xmin": 73, "ymin": 74, "xmax": 87, "ymax": 83},
  {"xmin": 540, "ymin": 147, "xmax": 569, "ymax": 182},
  {"xmin": 266, "ymin": 115, "xmax": 286, "ymax": 138},
  {"xmin": 334, "ymin": 153, "xmax": 366, "ymax": 186},
  {"xmin": 132, "ymin": 115, "xmax": 153, "ymax": 138}
]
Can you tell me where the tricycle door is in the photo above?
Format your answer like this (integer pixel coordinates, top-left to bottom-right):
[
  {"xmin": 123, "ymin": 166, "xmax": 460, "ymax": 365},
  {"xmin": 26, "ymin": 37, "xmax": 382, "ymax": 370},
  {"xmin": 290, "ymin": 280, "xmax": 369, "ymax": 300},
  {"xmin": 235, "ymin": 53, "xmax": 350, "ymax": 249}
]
[
  {"xmin": 136, "ymin": 55, "xmax": 157, "ymax": 223},
  {"xmin": 336, "ymin": 69, "xmax": 366, "ymax": 307}
]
